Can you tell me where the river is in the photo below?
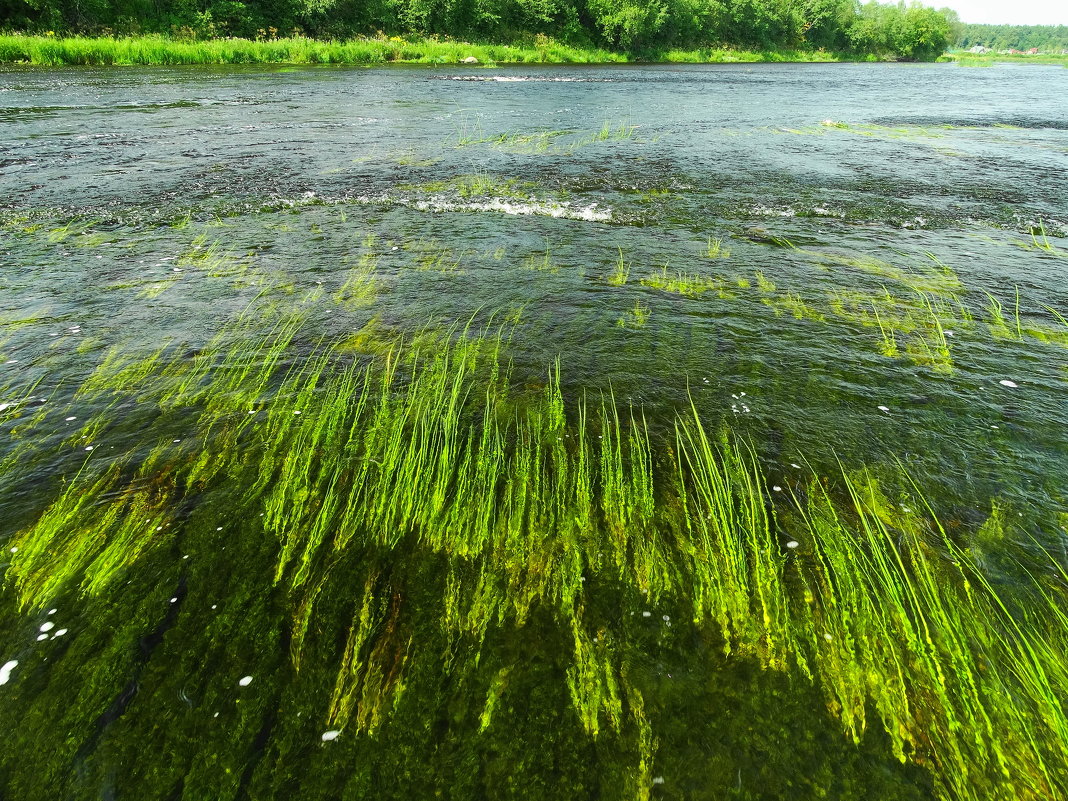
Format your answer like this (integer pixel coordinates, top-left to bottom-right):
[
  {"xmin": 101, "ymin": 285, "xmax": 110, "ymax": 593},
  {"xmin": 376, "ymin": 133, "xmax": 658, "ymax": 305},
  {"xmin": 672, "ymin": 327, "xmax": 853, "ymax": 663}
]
[{"xmin": 1, "ymin": 61, "xmax": 1066, "ymax": 800}]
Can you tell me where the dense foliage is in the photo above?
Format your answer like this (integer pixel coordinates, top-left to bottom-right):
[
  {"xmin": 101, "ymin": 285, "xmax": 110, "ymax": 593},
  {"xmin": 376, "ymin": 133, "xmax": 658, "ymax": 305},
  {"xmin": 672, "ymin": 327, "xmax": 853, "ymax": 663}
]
[
  {"xmin": 0, "ymin": 0, "xmax": 957, "ymax": 60},
  {"xmin": 955, "ymin": 24, "xmax": 1068, "ymax": 53}
]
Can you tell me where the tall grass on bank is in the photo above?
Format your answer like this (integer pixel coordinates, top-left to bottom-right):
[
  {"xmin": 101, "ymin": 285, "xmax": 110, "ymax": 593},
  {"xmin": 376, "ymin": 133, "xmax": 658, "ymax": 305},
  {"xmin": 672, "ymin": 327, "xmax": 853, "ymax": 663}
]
[
  {"xmin": 0, "ymin": 34, "xmax": 861, "ymax": 67},
  {"xmin": 946, "ymin": 52, "xmax": 1068, "ymax": 67},
  {"xmin": 4, "ymin": 297, "xmax": 1068, "ymax": 800},
  {"xmin": 0, "ymin": 34, "xmax": 623, "ymax": 66}
]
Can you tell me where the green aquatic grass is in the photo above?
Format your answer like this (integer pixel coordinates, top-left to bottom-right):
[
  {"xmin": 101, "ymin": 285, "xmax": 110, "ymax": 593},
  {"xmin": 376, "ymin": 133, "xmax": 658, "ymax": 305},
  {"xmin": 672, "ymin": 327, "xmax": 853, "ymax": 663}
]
[
  {"xmin": 407, "ymin": 238, "xmax": 467, "ymax": 273},
  {"xmin": 871, "ymin": 300, "xmax": 899, "ymax": 357},
  {"xmin": 705, "ymin": 236, "xmax": 731, "ymax": 259},
  {"xmin": 607, "ymin": 247, "xmax": 630, "ymax": 286},
  {"xmin": 640, "ymin": 264, "xmax": 719, "ymax": 297},
  {"xmin": 1025, "ymin": 225, "xmax": 1068, "ymax": 257},
  {"xmin": 454, "ymin": 126, "xmax": 572, "ymax": 153},
  {"xmin": 616, "ymin": 299, "xmax": 650, "ymax": 329},
  {"xmin": 820, "ymin": 285, "xmax": 960, "ymax": 370},
  {"xmin": 802, "ymin": 248, "xmax": 964, "ymax": 297},
  {"xmin": 4, "ymin": 299, "xmax": 1068, "ymax": 800}
]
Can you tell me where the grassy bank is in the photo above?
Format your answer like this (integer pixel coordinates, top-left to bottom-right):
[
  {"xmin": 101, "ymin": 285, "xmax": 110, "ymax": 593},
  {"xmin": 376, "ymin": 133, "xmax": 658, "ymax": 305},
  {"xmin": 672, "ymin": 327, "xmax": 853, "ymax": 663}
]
[
  {"xmin": 944, "ymin": 51, "xmax": 1068, "ymax": 66},
  {"xmin": 0, "ymin": 33, "xmax": 855, "ymax": 66}
]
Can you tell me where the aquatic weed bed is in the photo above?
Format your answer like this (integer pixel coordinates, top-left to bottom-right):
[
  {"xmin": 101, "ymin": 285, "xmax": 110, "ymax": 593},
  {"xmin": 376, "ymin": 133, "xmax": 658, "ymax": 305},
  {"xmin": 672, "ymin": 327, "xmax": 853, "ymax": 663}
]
[{"xmin": 1, "ymin": 63, "xmax": 1068, "ymax": 800}]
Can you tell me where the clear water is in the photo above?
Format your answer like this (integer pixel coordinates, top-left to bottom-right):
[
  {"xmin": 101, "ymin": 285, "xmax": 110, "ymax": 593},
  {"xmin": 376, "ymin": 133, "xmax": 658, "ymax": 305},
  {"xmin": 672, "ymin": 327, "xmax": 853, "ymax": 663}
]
[{"xmin": 0, "ymin": 62, "xmax": 1066, "ymax": 800}]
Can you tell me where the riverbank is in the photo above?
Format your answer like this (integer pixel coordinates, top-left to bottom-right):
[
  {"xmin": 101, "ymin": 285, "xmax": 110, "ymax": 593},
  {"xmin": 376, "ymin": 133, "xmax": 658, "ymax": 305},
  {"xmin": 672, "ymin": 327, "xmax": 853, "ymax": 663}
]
[
  {"xmin": 943, "ymin": 51, "xmax": 1068, "ymax": 66},
  {"xmin": 0, "ymin": 34, "xmax": 859, "ymax": 67}
]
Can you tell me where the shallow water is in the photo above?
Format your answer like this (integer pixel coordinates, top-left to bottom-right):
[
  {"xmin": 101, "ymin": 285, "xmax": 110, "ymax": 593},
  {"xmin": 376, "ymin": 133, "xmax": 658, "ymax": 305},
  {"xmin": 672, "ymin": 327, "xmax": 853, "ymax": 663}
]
[{"xmin": 0, "ymin": 62, "xmax": 1067, "ymax": 800}]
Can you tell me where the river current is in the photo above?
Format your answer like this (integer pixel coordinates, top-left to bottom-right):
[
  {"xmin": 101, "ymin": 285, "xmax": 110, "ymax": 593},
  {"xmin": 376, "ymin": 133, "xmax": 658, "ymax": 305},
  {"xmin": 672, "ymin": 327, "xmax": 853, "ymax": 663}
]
[{"xmin": 0, "ymin": 61, "xmax": 1066, "ymax": 800}]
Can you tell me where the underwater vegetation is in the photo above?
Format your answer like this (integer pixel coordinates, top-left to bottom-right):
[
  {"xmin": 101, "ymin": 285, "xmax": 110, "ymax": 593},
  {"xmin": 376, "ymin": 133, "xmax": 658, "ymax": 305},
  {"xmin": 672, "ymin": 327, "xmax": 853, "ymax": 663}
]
[{"xmin": 1, "ymin": 286, "xmax": 1067, "ymax": 801}]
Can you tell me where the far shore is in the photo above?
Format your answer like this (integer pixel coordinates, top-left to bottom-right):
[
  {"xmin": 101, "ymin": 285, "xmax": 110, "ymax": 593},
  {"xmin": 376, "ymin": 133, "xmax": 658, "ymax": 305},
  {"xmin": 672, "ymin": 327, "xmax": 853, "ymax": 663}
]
[{"xmin": 0, "ymin": 33, "xmax": 928, "ymax": 67}]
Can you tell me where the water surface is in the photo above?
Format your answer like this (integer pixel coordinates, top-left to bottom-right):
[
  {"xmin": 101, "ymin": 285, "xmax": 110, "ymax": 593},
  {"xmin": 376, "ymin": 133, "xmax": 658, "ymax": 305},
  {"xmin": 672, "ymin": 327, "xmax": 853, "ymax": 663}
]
[{"xmin": 1, "ymin": 61, "xmax": 1067, "ymax": 801}]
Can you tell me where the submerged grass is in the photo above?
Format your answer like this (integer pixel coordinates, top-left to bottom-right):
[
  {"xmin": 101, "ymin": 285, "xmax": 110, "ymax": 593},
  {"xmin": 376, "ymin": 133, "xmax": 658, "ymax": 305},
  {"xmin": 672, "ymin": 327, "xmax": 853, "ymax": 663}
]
[
  {"xmin": 3, "ymin": 296, "xmax": 1068, "ymax": 800},
  {"xmin": 640, "ymin": 264, "xmax": 720, "ymax": 297}
]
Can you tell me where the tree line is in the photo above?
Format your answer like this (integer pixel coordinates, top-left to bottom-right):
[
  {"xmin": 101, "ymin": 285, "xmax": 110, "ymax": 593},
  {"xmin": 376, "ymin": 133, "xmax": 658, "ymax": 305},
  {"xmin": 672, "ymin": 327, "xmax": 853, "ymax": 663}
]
[
  {"xmin": 0, "ymin": 0, "xmax": 961, "ymax": 60},
  {"xmin": 955, "ymin": 24, "xmax": 1068, "ymax": 52}
]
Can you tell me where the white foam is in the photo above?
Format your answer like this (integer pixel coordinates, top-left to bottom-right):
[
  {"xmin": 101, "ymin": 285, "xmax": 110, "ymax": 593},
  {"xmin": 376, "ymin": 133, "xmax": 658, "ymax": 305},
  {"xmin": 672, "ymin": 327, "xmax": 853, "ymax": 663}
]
[
  {"xmin": 410, "ymin": 197, "xmax": 612, "ymax": 222},
  {"xmin": 999, "ymin": 379, "xmax": 1018, "ymax": 388},
  {"xmin": 321, "ymin": 730, "xmax": 341, "ymax": 742},
  {"xmin": 443, "ymin": 76, "xmax": 609, "ymax": 83}
]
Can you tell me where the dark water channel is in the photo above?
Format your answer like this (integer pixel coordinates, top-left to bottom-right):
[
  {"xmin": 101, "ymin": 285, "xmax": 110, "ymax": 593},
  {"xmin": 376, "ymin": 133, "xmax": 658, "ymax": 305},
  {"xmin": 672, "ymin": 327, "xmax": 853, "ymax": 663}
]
[{"xmin": 0, "ymin": 62, "xmax": 1067, "ymax": 800}]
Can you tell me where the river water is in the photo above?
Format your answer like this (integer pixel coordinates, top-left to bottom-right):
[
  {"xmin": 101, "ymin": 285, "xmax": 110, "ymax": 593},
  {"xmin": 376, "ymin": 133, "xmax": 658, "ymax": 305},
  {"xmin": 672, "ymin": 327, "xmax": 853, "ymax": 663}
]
[{"xmin": 0, "ymin": 62, "xmax": 1066, "ymax": 800}]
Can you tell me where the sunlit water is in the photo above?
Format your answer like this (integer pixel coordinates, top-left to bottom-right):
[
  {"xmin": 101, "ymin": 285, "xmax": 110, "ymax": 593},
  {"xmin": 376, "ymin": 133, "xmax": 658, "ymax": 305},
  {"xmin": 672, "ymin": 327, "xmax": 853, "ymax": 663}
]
[{"xmin": 0, "ymin": 62, "xmax": 1066, "ymax": 800}]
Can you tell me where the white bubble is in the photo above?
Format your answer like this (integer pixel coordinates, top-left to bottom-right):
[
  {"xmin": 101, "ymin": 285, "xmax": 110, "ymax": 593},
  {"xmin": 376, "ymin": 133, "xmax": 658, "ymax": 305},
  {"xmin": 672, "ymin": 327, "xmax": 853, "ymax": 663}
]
[
  {"xmin": 65, "ymin": 416, "xmax": 77, "ymax": 421},
  {"xmin": 878, "ymin": 405, "xmax": 890, "ymax": 412},
  {"xmin": 48, "ymin": 609, "xmax": 56, "ymax": 615},
  {"xmin": 321, "ymin": 730, "xmax": 341, "ymax": 742},
  {"xmin": 53, "ymin": 629, "xmax": 68, "ymax": 638},
  {"xmin": 786, "ymin": 540, "xmax": 799, "ymax": 549},
  {"xmin": 85, "ymin": 446, "xmax": 94, "ymax": 451},
  {"xmin": 999, "ymin": 379, "xmax": 1018, "ymax": 388},
  {"xmin": 239, "ymin": 675, "xmax": 253, "ymax": 687},
  {"xmin": 773, "ymin": 485, "xmax": 782, "ymax": 492},
  {"xmin": 642, "ymin": 611, "xmax": 652, "ymax": 618},
  {"xmin": 40, "ymin": 622, "xmax": 54, "ymax": 633}
]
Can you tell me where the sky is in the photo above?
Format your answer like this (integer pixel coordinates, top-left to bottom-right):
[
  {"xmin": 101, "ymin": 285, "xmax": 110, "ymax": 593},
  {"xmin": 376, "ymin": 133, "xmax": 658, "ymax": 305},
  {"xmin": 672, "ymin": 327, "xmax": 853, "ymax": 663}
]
[{"xmin": 936, "ymin": 0, "xmax": 1067, "ymax": 26}]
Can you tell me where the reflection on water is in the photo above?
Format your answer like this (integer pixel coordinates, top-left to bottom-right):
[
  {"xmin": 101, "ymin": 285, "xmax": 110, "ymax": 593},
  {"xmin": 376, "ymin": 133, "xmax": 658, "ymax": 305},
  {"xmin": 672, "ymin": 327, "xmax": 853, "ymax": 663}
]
[{"xmin": 0, "ymin": 62, "xmax": 1067, "ymax": 800}]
